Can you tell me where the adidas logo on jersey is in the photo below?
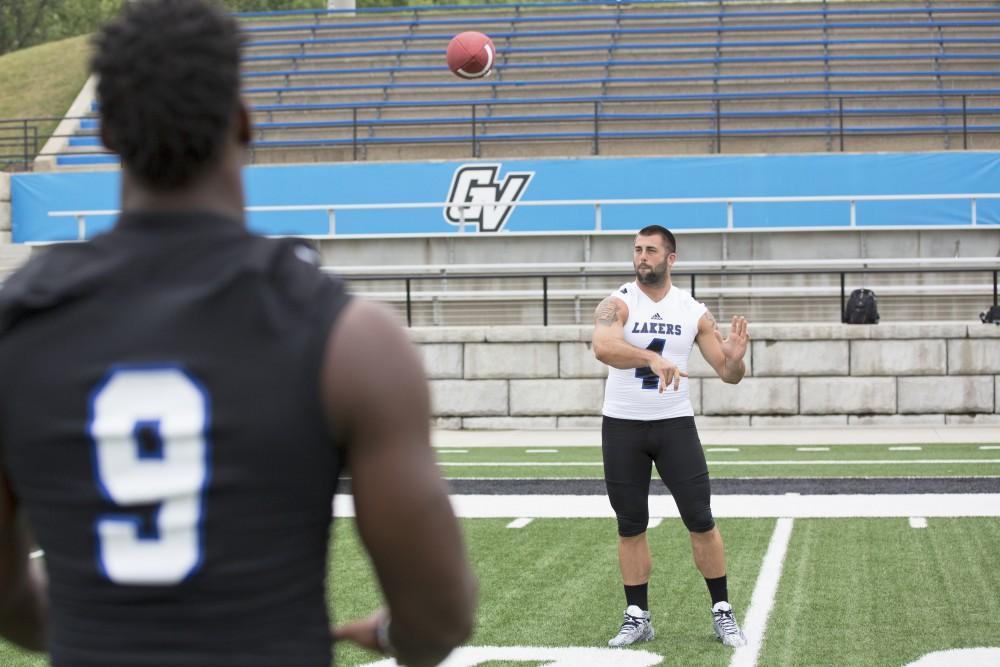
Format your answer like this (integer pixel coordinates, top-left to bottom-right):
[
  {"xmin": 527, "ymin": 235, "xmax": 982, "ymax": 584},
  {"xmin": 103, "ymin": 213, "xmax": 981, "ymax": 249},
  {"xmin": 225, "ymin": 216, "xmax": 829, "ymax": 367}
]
[{"xmin": 651, "ymin": 313, "xmax": 663, "ymax": 320}]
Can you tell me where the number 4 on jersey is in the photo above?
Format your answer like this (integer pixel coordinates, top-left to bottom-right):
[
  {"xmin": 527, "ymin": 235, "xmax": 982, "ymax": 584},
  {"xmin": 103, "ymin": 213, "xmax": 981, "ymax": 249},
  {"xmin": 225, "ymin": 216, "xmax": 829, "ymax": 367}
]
[{"xmin": 634, "ymin": 338, "xmax": 666, "ymax": 390}]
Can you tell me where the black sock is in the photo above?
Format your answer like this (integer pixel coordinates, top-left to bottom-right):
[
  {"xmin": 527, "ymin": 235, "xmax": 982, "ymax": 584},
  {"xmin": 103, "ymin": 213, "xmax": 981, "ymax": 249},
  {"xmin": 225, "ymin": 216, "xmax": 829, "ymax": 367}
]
[
  {"xmin": 624, "ymin": 583, "xmax": 648, "ymax": 611},
  {"xmin": 705, "ymin": 575, "xmax": 728, "ymax": 606}
]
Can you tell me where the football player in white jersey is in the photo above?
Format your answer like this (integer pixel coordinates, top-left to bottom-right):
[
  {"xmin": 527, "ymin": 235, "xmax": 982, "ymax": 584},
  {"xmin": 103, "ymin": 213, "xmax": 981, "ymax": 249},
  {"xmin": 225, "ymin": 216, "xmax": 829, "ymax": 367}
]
[{"xmin": 592, "ymin": 225, "xmax": 750, "ymax": 649}]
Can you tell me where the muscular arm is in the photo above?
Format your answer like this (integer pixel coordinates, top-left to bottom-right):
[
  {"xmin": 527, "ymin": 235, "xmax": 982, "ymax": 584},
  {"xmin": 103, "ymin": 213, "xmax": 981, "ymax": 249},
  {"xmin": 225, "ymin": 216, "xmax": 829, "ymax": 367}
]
[
  {"xmin": 695, "ymin": 311, "xmax": 748, "ymax": 384},
  {"xmin": 324, "ymin": 300, "xmax": 475, "ymax": 667},
  {"xmin": 592, "ymin": 296, "xmax": 655, "ymax": 369},
  {"xmin": 592, "ymin": 296, "xmax": 687, "ymax": 392},
  {"xmin": 0, "ymin": 472, "xmax": 47, "ymax": 651}
]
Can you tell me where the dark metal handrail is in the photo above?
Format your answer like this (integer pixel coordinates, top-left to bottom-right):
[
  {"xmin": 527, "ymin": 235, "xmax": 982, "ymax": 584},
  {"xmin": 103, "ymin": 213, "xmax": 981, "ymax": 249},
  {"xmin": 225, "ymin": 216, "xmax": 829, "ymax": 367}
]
[{"xmin": 341, "ymin": 266, "xmax": 1000, "ymax": 327}]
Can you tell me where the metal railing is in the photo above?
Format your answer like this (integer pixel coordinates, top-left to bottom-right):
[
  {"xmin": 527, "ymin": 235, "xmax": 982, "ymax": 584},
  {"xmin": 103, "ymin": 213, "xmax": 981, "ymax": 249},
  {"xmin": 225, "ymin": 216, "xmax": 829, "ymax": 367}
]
[
  {"xmin": 335, "ymin": 264, "xmax": 1000, "ymax": 327},
  {"xmin": 249, "ymin": 93, "xmax": 1000, "ymax": 160},
  {"xmin": 45, "ymin": 193, "xmax": 1000, "ymax": 242},
  {"xmin": 0, "ymin": 120, "xmax": 40, "ymax": 172},
  {"xmin": 8, "ymin": 91, "xmax": 1000, "ymax": 169}
]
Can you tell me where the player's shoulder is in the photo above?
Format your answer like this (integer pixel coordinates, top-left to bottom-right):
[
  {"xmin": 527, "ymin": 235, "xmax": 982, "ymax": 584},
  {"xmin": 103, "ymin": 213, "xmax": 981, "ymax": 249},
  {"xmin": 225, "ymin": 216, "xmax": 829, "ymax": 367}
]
[
  {"xmin": 670, "ymin": 286, "xmax": 709, "ymax": 316},
  {"xmin": 244, "ymin": 236, "xmax": 350, "ymax": 316},
  {"xmin": 244, "ymin": 235, "xmax": 323, "ymax": 282},
  {"xmin": 0, "ymin": 238, "xmax": 121, "ymax": 334},
  {"xmin": 610, "ymin": 281, "xmax": 636, "ymax": 302},
  {"xmin": 670, "ymin": 284, "xmax": 698, "ymax": 305},
  {"xmin": 600, "ymin": 282, "xmax": 635, "ymax": 314}
]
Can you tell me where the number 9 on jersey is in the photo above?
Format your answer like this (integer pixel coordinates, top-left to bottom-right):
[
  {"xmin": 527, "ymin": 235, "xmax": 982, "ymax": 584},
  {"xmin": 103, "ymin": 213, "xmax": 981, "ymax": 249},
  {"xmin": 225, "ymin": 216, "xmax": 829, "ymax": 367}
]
[{"xmin": 89, "ymin": 367, "xmax": 210, "ymax": 586}]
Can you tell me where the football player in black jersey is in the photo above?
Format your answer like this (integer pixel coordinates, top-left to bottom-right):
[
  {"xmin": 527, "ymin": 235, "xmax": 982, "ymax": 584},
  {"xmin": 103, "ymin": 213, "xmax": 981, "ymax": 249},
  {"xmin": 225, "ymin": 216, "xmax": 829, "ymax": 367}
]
[{"xmin": 0, "ymin": 1, "xmax": 475, "ymax": 665}]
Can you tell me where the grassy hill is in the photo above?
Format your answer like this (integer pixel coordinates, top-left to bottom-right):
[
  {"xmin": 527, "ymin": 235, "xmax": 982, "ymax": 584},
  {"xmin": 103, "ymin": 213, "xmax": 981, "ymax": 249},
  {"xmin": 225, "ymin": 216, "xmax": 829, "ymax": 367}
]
[{"xmin": 0, "ymin": 34, "xmax": 93, "ymax": 156}]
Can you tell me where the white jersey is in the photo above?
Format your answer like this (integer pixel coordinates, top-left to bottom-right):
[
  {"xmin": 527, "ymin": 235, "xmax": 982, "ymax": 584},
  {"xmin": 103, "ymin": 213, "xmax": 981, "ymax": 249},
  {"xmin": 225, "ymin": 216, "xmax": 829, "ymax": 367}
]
[{"xmin": 601, "ymin": 281, "xmax": 707, "ymax": 420}]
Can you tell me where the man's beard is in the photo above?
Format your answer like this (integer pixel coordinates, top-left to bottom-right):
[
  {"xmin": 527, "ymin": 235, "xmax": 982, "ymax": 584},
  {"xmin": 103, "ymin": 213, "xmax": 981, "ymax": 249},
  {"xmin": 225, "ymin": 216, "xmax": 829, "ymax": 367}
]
[{"xmin": 635, "ymin": 261, "xmax": 667, "ymax": 286}]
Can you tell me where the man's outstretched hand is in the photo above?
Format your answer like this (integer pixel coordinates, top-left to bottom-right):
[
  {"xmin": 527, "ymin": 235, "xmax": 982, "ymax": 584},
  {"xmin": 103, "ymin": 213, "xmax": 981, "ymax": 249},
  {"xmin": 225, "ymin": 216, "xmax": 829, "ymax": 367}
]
[{"xmin": 332, "ymin": 610, "xmax": 383, "ymax": 654}]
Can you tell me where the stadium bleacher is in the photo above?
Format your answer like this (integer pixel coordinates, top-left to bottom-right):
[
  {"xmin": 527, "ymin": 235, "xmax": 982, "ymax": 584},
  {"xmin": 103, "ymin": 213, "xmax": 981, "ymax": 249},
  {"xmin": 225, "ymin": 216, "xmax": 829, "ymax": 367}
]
[
  {"xmin": 46, "ymin": 0, "xmax": 1000, "ymax": 166},
  {"xmin": 6, "ymin": 0, "xmax": 998, "ymax": 327}
]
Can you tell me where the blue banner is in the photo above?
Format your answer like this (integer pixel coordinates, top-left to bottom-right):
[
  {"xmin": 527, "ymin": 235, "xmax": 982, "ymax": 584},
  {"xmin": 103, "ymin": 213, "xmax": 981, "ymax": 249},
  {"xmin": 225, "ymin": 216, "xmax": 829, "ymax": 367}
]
[{"xmin": 11, "ymin": 152, "xmax": 1000, "ymax": 243}]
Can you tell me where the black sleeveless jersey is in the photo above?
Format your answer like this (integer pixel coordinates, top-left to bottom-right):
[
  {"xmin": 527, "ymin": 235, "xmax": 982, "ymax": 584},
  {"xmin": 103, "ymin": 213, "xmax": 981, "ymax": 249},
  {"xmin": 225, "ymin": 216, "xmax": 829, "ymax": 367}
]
[{"xmin": 0, "ymin": 212, "xmax": 350, "ymax": 666}]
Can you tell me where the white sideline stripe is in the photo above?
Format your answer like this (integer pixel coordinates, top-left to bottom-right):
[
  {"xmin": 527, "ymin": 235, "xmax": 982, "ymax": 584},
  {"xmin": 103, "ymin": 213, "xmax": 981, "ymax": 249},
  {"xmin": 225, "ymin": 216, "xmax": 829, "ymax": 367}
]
[
  {"xmin": 438, "ymin": 449, "xmax": 469, "ymax": 454},
  {"xmin": 707, "ymin": 447, "xmax": 741, "ymax": 452},
  {"xmin": 506, "ymin": 518, "xmax": 534, "ymax": 529},
  {"xmin": 29, "ymin": 550, "xmax": 44, "ymax": 560},
  {"xmin": 333, "ymin": 494, "xmax": 1000, "ymax": 519},
  {"xmin": 909, "ymin": 517, "xmax": 928, "ymax": 528},
  {"xmin": 796, "ymin": 447, "xmax": 830, "ymax": 452},
  {"xmin": 526, "ymin": 449, "xmax": 559, "ymax": 453},
  {"xmin": 890, "ymin": 446, "xmax": 923, "ymax": 451},
  {"xmin": 980, "ymin": 446, "xmax": 1000, "ymax": 450},
  {"xmin": 647, "ymin": 517, "xmax": 663, "ymax": 529},
  {"xmin": 440, "ymin": 462, "xmax": 591, "ymax": 467},
  {"xmin": 437, "ymin": 459, "xmax": 1000, "ymax": 466},
  {"xmin": 729, "ymin": 518, "xmax": 794, "ymax": 667}
]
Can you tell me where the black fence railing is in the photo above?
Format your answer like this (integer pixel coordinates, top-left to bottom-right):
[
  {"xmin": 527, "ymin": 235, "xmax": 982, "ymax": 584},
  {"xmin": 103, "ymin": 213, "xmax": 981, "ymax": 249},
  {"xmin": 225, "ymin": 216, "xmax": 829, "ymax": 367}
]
[
  {"xmin": 4, "ymin": 91, "xmax": 1000, "ymax": 169},
  {"xmin": 0, "ymin": 119, "xmax": 40, "ymax": 172},
  {"xmin": 343, "ymin": 266, "xmax": 1000, "ymax": 327},
  {"xmin": 249, "ymin": 91, "xmax": 1000, "ymax": 160}
]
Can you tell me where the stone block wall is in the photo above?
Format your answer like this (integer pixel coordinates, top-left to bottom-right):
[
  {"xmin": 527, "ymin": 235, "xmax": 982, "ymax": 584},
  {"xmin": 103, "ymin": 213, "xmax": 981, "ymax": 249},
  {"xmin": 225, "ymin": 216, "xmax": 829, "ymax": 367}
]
[{"xmin": 411, "ymin": 323, "xmax": 1000, "ymax": 429}]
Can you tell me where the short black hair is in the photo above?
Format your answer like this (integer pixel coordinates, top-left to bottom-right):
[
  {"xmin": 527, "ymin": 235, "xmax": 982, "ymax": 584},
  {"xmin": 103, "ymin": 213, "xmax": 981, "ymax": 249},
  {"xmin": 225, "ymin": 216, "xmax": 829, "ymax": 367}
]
[
  {"xmin": 636, "ymin": 224, "xmax": 676, "ymax": 254},
  {"xmin": 92, "ymin": 0, "xmax": 244, "ymax": 190}
]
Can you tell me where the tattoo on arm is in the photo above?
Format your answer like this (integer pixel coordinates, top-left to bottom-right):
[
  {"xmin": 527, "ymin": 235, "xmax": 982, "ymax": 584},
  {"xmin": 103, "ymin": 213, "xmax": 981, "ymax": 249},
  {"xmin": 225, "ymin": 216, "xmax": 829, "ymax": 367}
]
[{"xmin": 595, "ymin": 297, "xmax": 620, "ymax": 326}]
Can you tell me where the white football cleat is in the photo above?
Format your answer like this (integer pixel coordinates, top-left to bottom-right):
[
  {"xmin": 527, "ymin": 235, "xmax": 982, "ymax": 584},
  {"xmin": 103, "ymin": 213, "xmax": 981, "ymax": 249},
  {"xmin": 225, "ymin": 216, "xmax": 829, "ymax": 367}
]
[
  {"xmin": 608, "ymin": 605, "xmax": 655, "ymax": 648},
  {"xmin": 712, "ymin": 601, "xmax": 748, "ymax": 647}
]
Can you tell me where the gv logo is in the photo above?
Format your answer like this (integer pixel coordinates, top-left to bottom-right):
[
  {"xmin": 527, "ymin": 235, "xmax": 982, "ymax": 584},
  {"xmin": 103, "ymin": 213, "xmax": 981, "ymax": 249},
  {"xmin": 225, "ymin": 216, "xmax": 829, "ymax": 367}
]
[{"xmin": 444, "ymin": 163, "xmax": 533, "ymax": 232}]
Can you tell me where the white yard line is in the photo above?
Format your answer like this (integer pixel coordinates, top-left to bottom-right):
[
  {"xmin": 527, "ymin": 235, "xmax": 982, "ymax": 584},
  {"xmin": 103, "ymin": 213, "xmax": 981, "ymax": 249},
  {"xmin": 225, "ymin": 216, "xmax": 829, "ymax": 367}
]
[
  {"xmin": 796, "ymin": 447, "xmax": 830, "ymax": 452},
  {"xmin": 437, "ymin": 459, "xmax": 1000, "ymax": 466},
  {"xmin": 526, "ymin": 449, "xmax": 559, "ymax": 454},
  {"xmin": 333, "ymin": 494, "xmax": 1000, "ymax": 519},
  {"xmin": 506, "ymin": 518, "xmax": 534, "ymax": 529},
  {"xmin": 438, "ymin": 449, "xmax": 469, "ymax": 454},
  {"xmin": 439, "ymin": 462, "xmax": 601, "ymax": 467},
  {"xmin": 890, "ymin": 446, "xmax": 923, "ymax": 451},
  {"xmin": 909, "ymin": 517, "xmax": 928, "ymax": 528},
  {"xmin": 707, "ymin": 447, "xmax": 741, "ymax": 452},
  {"xmin": 980, "ymin": 446, "xmax": 1000, "ymax": 450},
  {"xmin": 729, "ymin": 518, "xmax": 794, "ymax": 667}
]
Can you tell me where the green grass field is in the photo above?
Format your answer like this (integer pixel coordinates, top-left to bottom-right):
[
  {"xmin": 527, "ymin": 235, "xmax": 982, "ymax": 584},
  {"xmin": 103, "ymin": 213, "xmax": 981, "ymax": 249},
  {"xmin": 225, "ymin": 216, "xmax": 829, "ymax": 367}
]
[
  {"xmin": 763, "ymin": 518, "xmax": 1000, "ymax": 667},
  {"xmin": 2, "ymin": 440, "xmax": 997, "ymax": 667},
  {"xmin": 8, "ymin": 516, "xmax": 994, "ymax": 667}
]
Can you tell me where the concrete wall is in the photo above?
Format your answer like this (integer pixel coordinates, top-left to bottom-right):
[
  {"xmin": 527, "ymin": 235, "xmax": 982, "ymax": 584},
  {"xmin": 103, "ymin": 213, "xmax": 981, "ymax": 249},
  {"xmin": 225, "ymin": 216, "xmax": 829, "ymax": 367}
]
[
  {"xmin": 0, "ymin": 173, "xmax": 10, "ymax": 243},
  {"xmin": 413, "ymin": 323, "xmax": 1000, "ymax": 429}
]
